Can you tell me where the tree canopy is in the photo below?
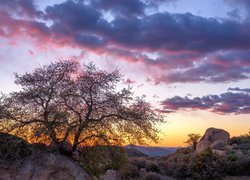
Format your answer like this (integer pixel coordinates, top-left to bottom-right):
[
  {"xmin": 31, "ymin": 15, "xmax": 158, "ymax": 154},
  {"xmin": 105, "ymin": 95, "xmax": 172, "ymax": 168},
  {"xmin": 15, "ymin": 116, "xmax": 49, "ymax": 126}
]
[
  {"xmin": 0, "ymin": 61, "xmax": 163, "ymax": 151},
  {"xmin": 185, "ymin": 133, "xmax": 201, "ymax": 151}
]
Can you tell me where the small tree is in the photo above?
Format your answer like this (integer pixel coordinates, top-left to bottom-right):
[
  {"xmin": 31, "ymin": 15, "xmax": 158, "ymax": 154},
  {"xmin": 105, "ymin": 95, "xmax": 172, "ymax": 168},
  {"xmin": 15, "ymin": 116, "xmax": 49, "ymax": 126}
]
[
  {"xmin": 185, "ymin": 133, "xmax": 201, "ymax": 151},
  {"xmin": 0, "ymin": 60, "xmax": 163, "ymax": 152}
]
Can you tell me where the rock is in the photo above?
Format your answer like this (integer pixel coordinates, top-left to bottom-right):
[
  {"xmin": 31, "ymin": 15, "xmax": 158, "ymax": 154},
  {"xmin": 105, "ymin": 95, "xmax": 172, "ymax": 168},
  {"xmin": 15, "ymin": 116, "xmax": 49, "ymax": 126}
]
[
  {"xmin": 102, "ymin": 169, "xmax": 117, "ymax": 180},
  {"xmin": 0, "ymin": 133, "xmax": 32, "ymax": 160},
  {"xmin": 231, "ymin": 143, "xmax": 238, "ymax": 149},
  {"xmin": 0, "ymin": 159, "xmax": 13, "ymax": 180},
  {"xmin": 210, "ymin": 140, "xmax": 226, "ymax": 150},
  {"xmin": 235, "ymin": 149, "xmax": 243, "ymax": 156},
  {"xmin": 140, "ymin": 168, "xmax": 146, "ymax": 173},
  {"xmin": 196, "ymin": 127, "xmax": 230, "ymax": 153},
  {"xmin": 72, "ymin": 150, "xmax": 81, "ymax": 161},
  {"xmin": 212, "ymin": 149, "xmax": 227, "ymax": 156},
  {"xmin": 0, "ymin": 153, "xmax": 91, "ymax": 180},
  {"xmin": 200, "ymin": 127, "xmax": 230, "ymax": 144},
  {"xmin": 225, "ymin": 145, "xmax": 233, "ymax": 151},
  {"xmin": 196, "ymin": 140, "xmax": 211, "ymax": 153}
]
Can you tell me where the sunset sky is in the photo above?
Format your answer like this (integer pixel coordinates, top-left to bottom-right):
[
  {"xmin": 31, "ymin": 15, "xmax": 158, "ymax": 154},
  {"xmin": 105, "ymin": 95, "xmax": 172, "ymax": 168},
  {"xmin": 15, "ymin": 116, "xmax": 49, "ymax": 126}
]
[{"xmin": 0, "ymin": 0, "xmax": 250, "ymax": 147}]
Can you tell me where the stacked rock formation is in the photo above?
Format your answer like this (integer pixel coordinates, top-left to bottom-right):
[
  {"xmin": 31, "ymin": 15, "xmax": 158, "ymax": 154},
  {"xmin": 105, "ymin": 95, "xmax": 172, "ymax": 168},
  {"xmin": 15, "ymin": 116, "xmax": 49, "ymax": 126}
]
[{"xmin": 196, "ymin": 127, "xmax": 230, "ymax": 156}]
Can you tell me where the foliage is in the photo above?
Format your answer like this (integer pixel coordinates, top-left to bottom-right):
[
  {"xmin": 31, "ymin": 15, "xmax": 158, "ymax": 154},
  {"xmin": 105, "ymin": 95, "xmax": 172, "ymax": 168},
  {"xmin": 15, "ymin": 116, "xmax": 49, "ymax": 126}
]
[
  {"xmin": 119, "ymin": 132, "xmax": 250, "ymax": 179},
  {"xmin": 119, "ymin": 162, "xmax": 140, "ymax": 179},
  {"xmin": 230, "ymin": 134, "xmax": 250, "ymax": 154},
  {"xmin": 0, "ymin": 60, "xmax": 163, "ymax": 152},
  {"xmin": 145, "ymin": 161, "xmax": 160, "ymax": 172},
  {"xmin": 190, "ymin": 150, "xmax": 226, "ymax": 179},
  {"xmin": 131, "ymin": 158, "xmax": 147, "ymax": 169},
  {"xmin": 78, "ymin": 145, "xmax": 127, "ymax": 177},
  {"xmin": 224, "ymin": 155, "xmax": 250, "ymax": 176},
  {"xmin": 143, "ymin": 172, "xmax": 165, "ymax": 180},
  {"xmin": 0, "ymin": 132, "xmax": 32, "ymax": 160},
  {"xmin": 184, "ymin": 133, "xmax": 201, "ymax": 151}
]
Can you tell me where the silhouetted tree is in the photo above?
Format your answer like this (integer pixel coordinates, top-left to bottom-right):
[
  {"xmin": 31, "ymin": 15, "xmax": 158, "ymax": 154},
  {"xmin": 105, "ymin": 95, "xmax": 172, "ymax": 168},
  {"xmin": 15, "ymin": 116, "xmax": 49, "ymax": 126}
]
[
  {"xmin": 185, "ymin": 133, "xmax": 201, "ymax": 151},
  {"xmin": 0, "ymin": 61, "xmax": 163, "ymax": 152}
]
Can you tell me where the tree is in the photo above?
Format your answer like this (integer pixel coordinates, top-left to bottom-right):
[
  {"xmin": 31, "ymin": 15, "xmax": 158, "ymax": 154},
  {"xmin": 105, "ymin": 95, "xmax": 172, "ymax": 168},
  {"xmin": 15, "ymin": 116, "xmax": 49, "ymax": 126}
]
[
  {"xmin": 185, "ymin": 133, "xmax": 201, "ymax": 151},
  {"xmin": 0, "ymin": 60, "xmax": 163, "ymax": 152}
]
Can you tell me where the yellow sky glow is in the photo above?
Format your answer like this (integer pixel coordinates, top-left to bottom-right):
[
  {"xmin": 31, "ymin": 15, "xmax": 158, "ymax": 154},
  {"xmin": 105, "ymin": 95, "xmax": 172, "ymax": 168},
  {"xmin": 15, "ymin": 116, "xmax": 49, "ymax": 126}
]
[{"xmin": 150, "ymin": 110, "xmax": 250, "ymax": 147}]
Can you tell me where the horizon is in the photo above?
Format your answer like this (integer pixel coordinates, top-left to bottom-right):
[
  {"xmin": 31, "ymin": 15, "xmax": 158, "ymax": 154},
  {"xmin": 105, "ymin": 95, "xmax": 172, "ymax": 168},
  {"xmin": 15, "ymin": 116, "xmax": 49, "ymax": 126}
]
[{"xmin": 1, "ymin": 0, "xmax": 250, "ymax": 147}]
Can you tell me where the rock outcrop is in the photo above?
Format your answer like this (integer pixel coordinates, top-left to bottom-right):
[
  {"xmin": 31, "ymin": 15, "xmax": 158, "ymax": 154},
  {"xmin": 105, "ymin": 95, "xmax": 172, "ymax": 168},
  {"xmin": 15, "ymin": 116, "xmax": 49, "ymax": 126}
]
[
  {"xmin": 0, "ymin": 153, "xmax": 91, "ymax": 180},
  {"xmin": 196, "ymin": 127, "xmax": 230, "ymax": 155},
  {"xmin": 0, "ymin": 133, "xmax": 32, "ymax": 160},
  {"xmin": 0, "ymin": 133, "xmax": 91, "ymax": 180},
  {"xmin": 196, "ymin": 140, "xmax": 210, "ymax": 153}
]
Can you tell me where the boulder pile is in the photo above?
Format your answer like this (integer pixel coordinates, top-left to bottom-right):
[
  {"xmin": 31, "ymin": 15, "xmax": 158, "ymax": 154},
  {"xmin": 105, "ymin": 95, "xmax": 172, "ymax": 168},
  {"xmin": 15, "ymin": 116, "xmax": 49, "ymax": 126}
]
[{"xmin": 196, "ymin": 127, "xmax": 242, "ymax": 156}]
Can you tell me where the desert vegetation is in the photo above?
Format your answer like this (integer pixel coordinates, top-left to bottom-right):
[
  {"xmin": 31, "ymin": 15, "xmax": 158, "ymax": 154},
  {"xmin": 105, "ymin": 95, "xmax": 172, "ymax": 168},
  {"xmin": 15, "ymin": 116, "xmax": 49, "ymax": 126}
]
[
  {"xmin": 0, "ymin": 61, "xmax": 250, "ymax": 179},
  {"xmin": 0, "ymin": 60, "xmax": 164, "ymax": 179},
  {"xmin": 120, "ymin": 130, "xmax": 250, "ymax": 180},
  {"xmin": 0, "ymin": 60, "xmax": 163, "ymax": 150}
]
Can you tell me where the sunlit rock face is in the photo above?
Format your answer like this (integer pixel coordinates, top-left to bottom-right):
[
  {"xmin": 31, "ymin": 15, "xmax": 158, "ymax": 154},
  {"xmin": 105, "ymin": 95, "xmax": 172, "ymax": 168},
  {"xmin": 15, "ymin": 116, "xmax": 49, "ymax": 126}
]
[{"xmin": 196, "ymin": 127, "xmax": 230, "ymax": 155}]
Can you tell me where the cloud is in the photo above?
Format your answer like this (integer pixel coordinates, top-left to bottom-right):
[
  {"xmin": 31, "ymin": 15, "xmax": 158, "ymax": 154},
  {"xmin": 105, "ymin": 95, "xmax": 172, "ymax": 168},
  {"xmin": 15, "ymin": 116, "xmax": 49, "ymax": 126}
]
[
  {"xmin": 123, "ymin": 78, "xmax": 136, "ymax": 84},
  {"xmin": 0, "ymin": 0, "xmax": 43, "ymax": 17},
  {"xmin": 74, "ymin": 33, "xmax": 106, "ymax": 48},
  {"xmin": 92, "ymin": 0, "xmax": 146, "ymax": 17},
  {"xmin": 228, "ymin": 87, "xmax": 250, "ymax": 93},
  {"xmin": 1, "ymin": 0, "xmax": 250, "ymax": 85},
  {"xmin": 160, "ymin": 88, "xmax": 250, "ymax": 114},
  {"xmin": 2, "ymin": 0, "xmax": 250, "ymax": 53},
  {"xmin": 7, "ymin": 0, "xmax": 248, "ymax": 53},
  {"xmin": 154, "ymin": 50, "xmax": 250, "ymax": 84}
]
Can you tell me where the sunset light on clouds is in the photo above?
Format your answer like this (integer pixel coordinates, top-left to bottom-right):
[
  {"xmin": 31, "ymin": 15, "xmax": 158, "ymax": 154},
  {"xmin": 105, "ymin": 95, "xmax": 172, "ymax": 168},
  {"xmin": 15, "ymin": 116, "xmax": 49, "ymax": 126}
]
[{"xmin": 1, "ymin": 0, "xmax": 250, "ymax": 147}]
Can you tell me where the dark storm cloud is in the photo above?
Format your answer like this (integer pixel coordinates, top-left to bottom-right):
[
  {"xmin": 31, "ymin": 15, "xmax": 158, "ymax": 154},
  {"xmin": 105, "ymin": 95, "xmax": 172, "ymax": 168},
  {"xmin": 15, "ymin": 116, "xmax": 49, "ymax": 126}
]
[{"xmin": 160, "ymin": 89, "xmax": 250, "ymax": 114}]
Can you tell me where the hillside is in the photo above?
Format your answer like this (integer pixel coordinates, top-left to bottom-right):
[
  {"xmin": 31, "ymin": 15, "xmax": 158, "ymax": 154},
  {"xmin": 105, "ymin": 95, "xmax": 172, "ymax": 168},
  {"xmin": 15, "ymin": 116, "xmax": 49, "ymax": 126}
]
[{"xmin": 125, "ymin": 144, "xmax": 177, "ymax": 157}]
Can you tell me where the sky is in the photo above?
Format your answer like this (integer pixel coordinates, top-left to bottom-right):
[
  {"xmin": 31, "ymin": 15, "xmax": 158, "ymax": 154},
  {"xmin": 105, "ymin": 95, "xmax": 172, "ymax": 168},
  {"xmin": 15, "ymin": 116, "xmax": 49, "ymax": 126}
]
[{"xmin": 0, "ymin": 0, "xmax": 250, "ymax": 147}]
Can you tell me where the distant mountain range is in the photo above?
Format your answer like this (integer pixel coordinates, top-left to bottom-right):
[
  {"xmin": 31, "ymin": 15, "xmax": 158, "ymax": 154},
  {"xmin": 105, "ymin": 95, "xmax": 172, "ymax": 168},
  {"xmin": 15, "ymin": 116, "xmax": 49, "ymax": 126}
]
[{"xmin": 125, "ymin": 144, "xmax": 177, "ymax": 157}]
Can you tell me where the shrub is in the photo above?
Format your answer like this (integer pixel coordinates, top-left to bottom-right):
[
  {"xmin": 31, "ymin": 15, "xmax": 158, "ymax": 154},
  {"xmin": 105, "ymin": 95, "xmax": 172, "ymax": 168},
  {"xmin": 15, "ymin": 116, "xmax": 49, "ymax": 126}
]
[
  {"xmin": 189, "ymin": 150, "xmax": 226, "ymax": 179},
  {"xmin": 230, "ymin": 135, "xmax": 250, "ymax": 154},
  {"xmin": 131, "ymin": 158, "xmax": 147, "ymax": 169},
  {"xmin": 119, "ymin": 163, "xmax": 140, "ymax": 179},
  {"xmin": 0, "ymin": 133, "xmax": 32, "ymax": 160},
  {"xmin": 78, "ymin": 146, "xmax": 127, "ymax": 177},
  {"xmin": 227, "ymin": 153, "xmax": 238, "ymax": 162},
  {"xmin": 143, "ymin": 172, "xmax": 164, "ymax": 180},
  {"xmin": 145, "ymin": 161, "xmax": 160, "ymax": 172},
  {"xmin": 224, "ymin": 155, "xmax": 250, "ymax": 176}
]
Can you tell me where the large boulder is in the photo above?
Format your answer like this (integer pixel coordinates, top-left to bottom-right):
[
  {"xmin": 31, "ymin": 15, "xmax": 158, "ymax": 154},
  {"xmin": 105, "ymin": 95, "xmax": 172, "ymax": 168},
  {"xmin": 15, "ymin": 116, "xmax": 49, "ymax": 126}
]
[
  {"xmin": 0, "ymin": 153, "xmax": 91, "ymax": 180},
  {"xmin": 200, "ymin": 127, "xmax": 230, "ymax": 144},
  {"xmin": 196, "ymin": 127, "xmax": 230, "ymax": 154},
  {"xmin": 196, "ymin": 140, "xmax": 211, "ymax": 153}
]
